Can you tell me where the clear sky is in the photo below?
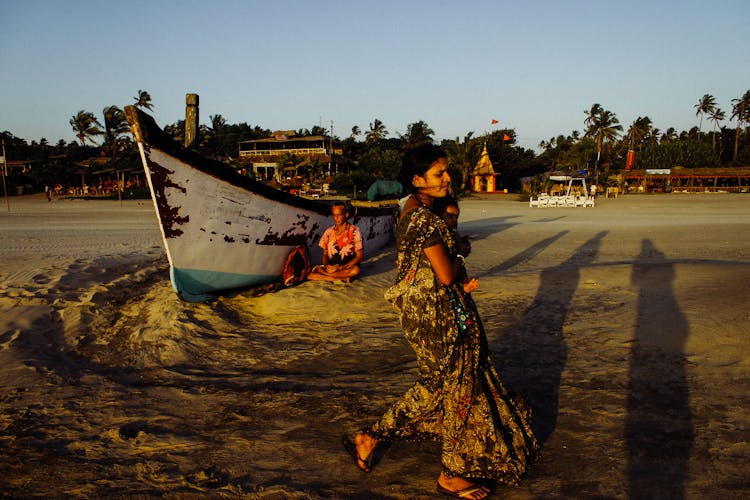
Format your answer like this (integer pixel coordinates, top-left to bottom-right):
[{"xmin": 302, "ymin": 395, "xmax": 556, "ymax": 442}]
[{"xmin": 1, "ymin": 0, "xmax": 748, "ymax": 152}]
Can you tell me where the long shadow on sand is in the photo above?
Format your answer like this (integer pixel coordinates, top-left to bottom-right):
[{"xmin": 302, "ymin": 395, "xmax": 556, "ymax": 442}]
[
  {"xmin": 458, "ymin": 215, "xmax": 521, "ymax": 242},
  {"xmin": 493, "ymin": 231, "xmax": 607, "ymax": 443},
  {"xmin": 478, "ymin": 230, "xmax": 569, "ymax": 278},
  {"xmin": 626, "ymin": 239, "xmax": 693, "ymax": 499}
]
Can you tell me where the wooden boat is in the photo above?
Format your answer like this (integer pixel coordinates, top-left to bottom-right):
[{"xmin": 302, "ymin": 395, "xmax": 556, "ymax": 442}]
[{"xmin": 124, "ymin": 106, "xmax": 397, "ymax": 301}]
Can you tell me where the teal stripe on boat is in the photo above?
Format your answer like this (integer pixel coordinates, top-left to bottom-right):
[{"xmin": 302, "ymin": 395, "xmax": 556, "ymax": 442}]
[{"xmin": 170, "ymin": 267, "xmax": 277, "ymax": 302}]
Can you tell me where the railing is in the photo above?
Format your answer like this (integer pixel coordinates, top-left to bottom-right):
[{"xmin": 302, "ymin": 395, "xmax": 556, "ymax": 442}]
[
  {"xmin": 239, "ymin": 147, "xmax": 328, "ymax": 157},
  {"xmin": 628, "ymin": 186, "xmax": 749, "ymax": 193},
  {"xmin": 668, "ymin": 186, "xmax": 748, "ymax": 193}
]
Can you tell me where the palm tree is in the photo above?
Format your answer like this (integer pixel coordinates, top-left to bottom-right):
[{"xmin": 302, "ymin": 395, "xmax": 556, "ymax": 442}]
[
  {"xmin": 443, "ymin": 132, "xmax": 477, "ymax": 190},
  {"xmin": 584, "ymin": 103, "xmax": 603, "ymax": 129},
  {"xmin": 661, "ymin": 127, "xmax": 677, "ymax": 144},
  {"xmin": 647, "ymin": 128, "xmax": 661, "ymax": 146},
  {"xmin": 210, "ymin": 114, "xmax": 227, "ymax": 131},
  {"xmin": 102, "ymin": 105, "xmax": 129, "ymax": 159},
  {"xmin": 627, "ymin": 116, "xmax": 652, "ymax": 152},
  {"xmin": 70, "ymin": 110, "xmax": 103, "ymax": 145},
  {"xmin": 731, "ymin": 89, "xmax": 750, "ymax": 160},
  {"xmin": 583, "ymin": 105, "xmax": 622, "ymax": 180},
  {"xmin": 400, "ymin": 120, "xmax": 434, "ymax": 145},
  {"xmin": 365, "ymin": 119, "xmax": 387, "ymax": 145},
  {"xmin": 708, "ymin": 107, "xmax": 725, "ymax": 150},
  {"xmin": 206, "ymin": 113, "xmax": 223, "ymax": 137},
  {"xmin": 133, "ymin": 89, "xmax": 154, "ymax": 110},
  {"xmin": 350, "ymin": 125, "xmax": 361, "ymax": 140},
  {"xmin": 686, "ymin": 126, "xmax": 701, "ymax": 141},
  {"xmin": 103, "ymin": 105, "xmax": 130, "ymax": 200},
  {"xmin": 694, "ymin": 94, "xmax": 716, "ymax": 132}
]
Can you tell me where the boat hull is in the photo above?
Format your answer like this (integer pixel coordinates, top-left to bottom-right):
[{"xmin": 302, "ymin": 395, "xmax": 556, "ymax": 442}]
[{"xmin": 127, "ymin": 107, "xmax": 396, "ymax": 301}]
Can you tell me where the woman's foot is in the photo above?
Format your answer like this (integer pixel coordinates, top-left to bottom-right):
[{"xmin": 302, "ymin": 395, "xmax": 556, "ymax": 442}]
[
  {"xmin": 436, "ymin": 472, "xmax": 490, "ymax": 499},
  {"xmin": 354, "ymin": 433, "xmax": 378, "ymax": 471},
  {"xmin": 343, "ymin": 433, "xmax": 378, "ymax": 473}
]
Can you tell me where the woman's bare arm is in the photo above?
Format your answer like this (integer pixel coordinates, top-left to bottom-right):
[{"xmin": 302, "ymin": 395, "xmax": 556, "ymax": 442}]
[{"xmin": 423, "ymin": 243, "xmax": 463, "ymax": 286}]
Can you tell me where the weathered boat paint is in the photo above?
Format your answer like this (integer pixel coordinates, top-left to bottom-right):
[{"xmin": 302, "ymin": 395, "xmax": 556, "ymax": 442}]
[{"xmin": 125, "ymin": 106, "xmax": 396, "ymax": 301}]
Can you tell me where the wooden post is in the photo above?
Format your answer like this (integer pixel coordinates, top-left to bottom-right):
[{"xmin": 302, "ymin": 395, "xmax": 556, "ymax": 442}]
[{"xmin": 185, "ymin": 93, "xmax": 199, "ymax": 149}]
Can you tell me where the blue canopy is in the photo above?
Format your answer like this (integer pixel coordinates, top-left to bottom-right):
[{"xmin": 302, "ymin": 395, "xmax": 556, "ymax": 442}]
[{"xmin": 367, "ymin": 180, "xmax": 403, "ymax": 201}]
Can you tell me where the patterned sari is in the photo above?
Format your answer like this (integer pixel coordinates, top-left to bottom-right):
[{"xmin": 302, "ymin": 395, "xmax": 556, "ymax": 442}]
[{"xmin": 369, "ymin": 206, "xmax": 539, "ymax": 484}]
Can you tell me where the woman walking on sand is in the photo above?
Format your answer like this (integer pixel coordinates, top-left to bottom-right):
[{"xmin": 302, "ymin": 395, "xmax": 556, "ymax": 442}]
[{"xmin": 344, "ymin": 144, "xmax": 538, "ymax": 499}]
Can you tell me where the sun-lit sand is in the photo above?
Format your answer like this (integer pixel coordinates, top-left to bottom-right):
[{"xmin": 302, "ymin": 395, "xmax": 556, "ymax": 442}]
[{"xmin": 1, "ymin": 192, "xmax": 748, "ymax": 498}]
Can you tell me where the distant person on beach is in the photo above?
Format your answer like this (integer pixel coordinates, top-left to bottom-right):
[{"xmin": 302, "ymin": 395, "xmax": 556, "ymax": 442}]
[
  {"xmin": 307, "ymin": 201, "xmax": 363, "ymax": 282},
  {"xmin": 343, "ymin": 144, "xmax": 538, "ymax": 499}
]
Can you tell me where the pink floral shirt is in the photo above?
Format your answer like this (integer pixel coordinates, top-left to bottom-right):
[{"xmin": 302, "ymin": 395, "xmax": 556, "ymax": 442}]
[{"xmin": 318, "ymin": 224, "xmax": 363, "ymax": 265}]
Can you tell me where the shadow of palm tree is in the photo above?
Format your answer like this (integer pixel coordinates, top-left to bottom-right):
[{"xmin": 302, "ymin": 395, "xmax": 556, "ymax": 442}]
[
  {"xmin": 493, "ymin": 231, "xmax": 607, "ymax": 443},
  {"xmin": 627, "ymin": 239, "xmax": 693, "ymax": 499}
]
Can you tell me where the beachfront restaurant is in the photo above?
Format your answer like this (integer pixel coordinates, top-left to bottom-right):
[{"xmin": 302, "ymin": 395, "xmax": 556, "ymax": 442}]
[
  {"xmin": 238, "ymin": 131, "xmax": 342, "ymax": 182},
  {"xmin": 238, "ymin": 132, "xmax": 341, "ymax": 161},
  {"xmin": 624, "ymin": 167, "xmax": 750, "ymax": 193}
]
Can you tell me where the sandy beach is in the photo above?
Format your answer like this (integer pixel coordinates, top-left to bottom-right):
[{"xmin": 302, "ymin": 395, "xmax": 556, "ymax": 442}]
[{"xmin": 1, "ymin": 192, "xmax": 748, "ymax": 499}]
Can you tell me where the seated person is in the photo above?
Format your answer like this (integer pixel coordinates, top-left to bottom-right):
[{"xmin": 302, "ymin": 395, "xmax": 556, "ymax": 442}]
[{"xmin": 307, "ymin": 201, "xmax": 363, "ymax": 282}]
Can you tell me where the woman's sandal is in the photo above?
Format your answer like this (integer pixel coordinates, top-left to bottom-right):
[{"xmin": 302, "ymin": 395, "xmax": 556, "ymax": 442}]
[
  {"xmin": 436, "ymin": 481, "xmax": 490, "ymax": 499},
  {"xmin": 342, "ymin": 435, "xmax": 374, "ymax": 473}
]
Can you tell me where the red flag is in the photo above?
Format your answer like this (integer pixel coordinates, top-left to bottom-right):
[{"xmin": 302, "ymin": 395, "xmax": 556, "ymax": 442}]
[
  {"xmin": 491, "ymin": 119, "xmax": 499, "ymax": 125},
  {"xmin": 503, "ymin": 134, "xmax": 511, "ymax": 141}
]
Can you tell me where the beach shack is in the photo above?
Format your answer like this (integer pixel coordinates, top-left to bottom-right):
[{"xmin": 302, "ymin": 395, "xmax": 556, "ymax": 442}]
[
  {"xmin": 237, "ymin": 131, "xmax": 341, "ymax": 181},
  {"xmin": 624, "ymin": 167, "xmax": 750, "ymax": 193},
  {"xmin": 469, "ymin": 144, "xmax": 501, "ymax": 193}
]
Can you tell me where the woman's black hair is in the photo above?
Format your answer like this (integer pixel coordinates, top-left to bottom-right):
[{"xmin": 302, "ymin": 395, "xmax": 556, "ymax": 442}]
[{"xmin": 398, "ymin": 143, "xmax": 448, "ymax": 194}]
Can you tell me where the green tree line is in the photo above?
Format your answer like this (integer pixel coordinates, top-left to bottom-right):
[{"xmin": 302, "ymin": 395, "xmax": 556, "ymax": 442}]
[{"xmin": 2, "ymin": 89, "xmax": 749, "ymax": 197}]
